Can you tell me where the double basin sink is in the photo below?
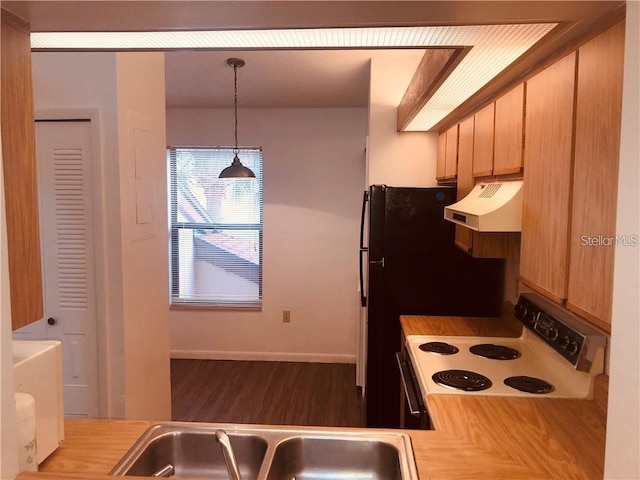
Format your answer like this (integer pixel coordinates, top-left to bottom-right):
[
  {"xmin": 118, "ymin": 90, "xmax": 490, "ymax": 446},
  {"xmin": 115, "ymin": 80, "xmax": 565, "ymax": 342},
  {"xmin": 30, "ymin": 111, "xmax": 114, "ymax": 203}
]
[{"xmin": 110, "ymin": 422, "xmax": 418, "ymax": 480}]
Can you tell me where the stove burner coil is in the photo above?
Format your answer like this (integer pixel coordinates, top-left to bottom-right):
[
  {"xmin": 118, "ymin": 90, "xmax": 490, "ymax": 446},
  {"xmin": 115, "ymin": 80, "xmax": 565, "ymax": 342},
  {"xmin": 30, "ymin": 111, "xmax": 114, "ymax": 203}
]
[
  {"xmin": 419, "ymin": 342, "xmax": 459, "ymax": 355},
  {"xmin": 469, "ymin": 343, "xmax": 521, "ymax": 360},
  {"xmin": 432, "ymin": 369, "xmax": 492, "ymax": 392},
  {"xmin": 504, "ymin": 376, "xmax": 554, "ymax": 394}
]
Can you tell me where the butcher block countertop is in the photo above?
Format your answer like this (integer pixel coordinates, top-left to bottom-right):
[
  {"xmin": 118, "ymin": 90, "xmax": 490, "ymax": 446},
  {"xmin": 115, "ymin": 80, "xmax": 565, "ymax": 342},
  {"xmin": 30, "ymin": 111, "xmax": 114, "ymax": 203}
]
[{"xmin": 17, "ymin": 312, "xmax": 607, "ymax": 480}]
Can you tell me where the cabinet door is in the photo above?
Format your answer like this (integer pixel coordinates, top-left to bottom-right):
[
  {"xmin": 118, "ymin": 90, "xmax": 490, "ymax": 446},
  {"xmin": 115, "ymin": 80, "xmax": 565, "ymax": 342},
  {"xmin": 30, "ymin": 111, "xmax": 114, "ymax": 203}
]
[
  {"xmin": 567, "ymin": 21, "xmax": 625, "ymax": 332},
  {"xmin": 1, "ymin": 11, "xmax": 44, "ymax": 329},
  {"xmin": 436, "ymin": 131, "xmax": 447, "ymax": 180},
  {"xmin": 455, "ymin": 116, "xmax": 475, "ymax": 252},
  {"xmin": 494, "ymin": 83, "xmax": 525, "ymax": 175},
  {"xmin": 520, "ymin": 52, "xmax": 576, "ymax": 303},
  {"xmin": 444, "ymin": 125, "xmax": 458, "ymax": 179},
  {"xmin": 472, "ymin": 103, "xmax": 495, "ymax": 177}
]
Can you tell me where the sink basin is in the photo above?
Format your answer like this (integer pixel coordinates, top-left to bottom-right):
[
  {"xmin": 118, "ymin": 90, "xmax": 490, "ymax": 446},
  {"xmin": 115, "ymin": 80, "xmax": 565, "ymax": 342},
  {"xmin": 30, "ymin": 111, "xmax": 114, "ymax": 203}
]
[
  {"xmin": 266, "ymin": 436, "xmax": 403, "ymax": 480},
  {"xmin": 110, "ymin": 425, "xmax": 268, "ymax": 479},
  {"xmin": 110, "ymin": 423, "xmax": 418, "ymax": 480}
]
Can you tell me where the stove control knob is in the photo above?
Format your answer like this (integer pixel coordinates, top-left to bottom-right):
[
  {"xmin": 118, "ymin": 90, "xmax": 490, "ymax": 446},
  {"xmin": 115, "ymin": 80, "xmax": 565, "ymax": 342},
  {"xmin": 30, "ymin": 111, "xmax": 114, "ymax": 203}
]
[
  {"xmin": 560, "ymin": 336, "xmax": 571, "ymax": 349},
  {"xmin": 567, "ymin": 341, "xmax": 579, "ymax": 356},
  {"xmin": 548, "ymin": 327, "xmax": 559, "ymax": 341}
]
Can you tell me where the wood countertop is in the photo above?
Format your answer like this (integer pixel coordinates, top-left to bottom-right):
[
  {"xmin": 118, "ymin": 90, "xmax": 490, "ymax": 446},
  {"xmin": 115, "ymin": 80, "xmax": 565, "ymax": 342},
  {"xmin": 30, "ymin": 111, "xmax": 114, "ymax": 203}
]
[
  {"xmin": 17, "ymin": 312, "xmax": 607, "ymax": 480},
  {"xmin": 399, "ymin": 308, "xmax": 523, "ymax": 338}
]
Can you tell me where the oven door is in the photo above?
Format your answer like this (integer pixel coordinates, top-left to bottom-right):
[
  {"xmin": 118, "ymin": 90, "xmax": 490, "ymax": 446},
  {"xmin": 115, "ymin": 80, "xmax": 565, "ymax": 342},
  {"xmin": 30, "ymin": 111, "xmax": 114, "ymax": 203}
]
[{"xmin": 396, "ymin": 350, "xmax": 430, "ymax": 430}]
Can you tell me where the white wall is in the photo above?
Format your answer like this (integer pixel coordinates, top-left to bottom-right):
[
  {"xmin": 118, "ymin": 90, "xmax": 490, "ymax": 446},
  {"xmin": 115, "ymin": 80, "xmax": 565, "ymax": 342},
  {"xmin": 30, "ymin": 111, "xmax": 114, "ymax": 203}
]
[
  {"xmin": 31, "ymin": 52, "xmax": 124, "ymax": 419},
  {"xmin": 0, "ymin": 126, "xmax": 20, "ymax": 480},
  {"xmin": 30, "ymin": 52, "xmax": 172, "ymax": 421},
  {"xmin": 367, "ymin": 52, "xmax": 439, "ymax": 187},
  {"xmin": 116, "ymin": 53, "xmax": 172, "ymax": 420},
  {"xmin": 604, "ymin": 3, "xmax": 640, "ymax": 478},
  {"xmin": 167, "ymin": 107, "xmax": 367, "ymax": 362}
]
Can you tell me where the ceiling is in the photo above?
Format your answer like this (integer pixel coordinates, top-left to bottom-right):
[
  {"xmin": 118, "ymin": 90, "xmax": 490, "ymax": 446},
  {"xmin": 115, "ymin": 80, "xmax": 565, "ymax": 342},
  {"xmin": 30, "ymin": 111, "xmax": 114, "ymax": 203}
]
[
  {"xmin": 163, "ymin": 49, "xmax": 425, "ymax": 109},
  {"xmin": 5, "ymin": 1, "xmax": 626, "ymax": 124}
]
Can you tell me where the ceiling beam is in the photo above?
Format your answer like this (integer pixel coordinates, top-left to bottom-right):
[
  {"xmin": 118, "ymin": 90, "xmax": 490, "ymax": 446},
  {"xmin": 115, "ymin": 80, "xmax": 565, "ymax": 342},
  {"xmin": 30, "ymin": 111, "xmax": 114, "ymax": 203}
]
[{"xmin": 397, "ymin": 47, "xmax": 470, "ymax": 132}]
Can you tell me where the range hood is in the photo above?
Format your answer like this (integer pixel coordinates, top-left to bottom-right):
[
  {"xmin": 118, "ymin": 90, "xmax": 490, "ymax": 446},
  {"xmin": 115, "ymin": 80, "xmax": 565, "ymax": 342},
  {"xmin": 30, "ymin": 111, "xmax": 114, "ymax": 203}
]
[{"xmin": 444, "ymin": 180, "xmax": 523, "ymax": 232}]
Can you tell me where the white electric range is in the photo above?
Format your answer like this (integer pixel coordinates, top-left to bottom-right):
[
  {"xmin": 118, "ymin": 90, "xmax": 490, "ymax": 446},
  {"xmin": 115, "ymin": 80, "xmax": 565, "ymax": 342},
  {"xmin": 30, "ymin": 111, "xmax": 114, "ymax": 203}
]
[{"xmin": 403, "ymin": 293, "xmax": 607, "ymax": 402}]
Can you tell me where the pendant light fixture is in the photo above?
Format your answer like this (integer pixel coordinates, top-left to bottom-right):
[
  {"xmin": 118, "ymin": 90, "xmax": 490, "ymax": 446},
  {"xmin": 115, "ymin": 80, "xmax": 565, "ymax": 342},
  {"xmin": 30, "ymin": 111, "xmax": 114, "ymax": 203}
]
[{"xmin": 219, "ymin": 57, "xmax": 256, "ymax": 179}]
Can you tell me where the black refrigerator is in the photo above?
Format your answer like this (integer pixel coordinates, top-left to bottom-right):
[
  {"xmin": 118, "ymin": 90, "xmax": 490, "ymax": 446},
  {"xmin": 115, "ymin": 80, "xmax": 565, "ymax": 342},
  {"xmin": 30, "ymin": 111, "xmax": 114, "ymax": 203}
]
[{"xmin": 359, "ymin": 185, "xmax": 505, "ymax": 428}]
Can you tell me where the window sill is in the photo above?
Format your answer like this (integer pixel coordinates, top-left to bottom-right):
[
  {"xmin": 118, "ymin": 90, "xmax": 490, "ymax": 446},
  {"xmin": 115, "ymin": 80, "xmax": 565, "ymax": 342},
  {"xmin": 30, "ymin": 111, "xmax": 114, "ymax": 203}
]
[{"xmin": 170, "ymin": 303, "xmax": 262, "ymax": 312}]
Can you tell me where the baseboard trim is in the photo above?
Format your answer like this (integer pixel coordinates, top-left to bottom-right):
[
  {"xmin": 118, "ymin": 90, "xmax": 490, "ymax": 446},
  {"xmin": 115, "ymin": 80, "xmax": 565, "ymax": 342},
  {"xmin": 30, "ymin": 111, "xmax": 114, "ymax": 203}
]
[{"xmin": 170, "ymin": 350, "xmax": 356, "ymax": 364}]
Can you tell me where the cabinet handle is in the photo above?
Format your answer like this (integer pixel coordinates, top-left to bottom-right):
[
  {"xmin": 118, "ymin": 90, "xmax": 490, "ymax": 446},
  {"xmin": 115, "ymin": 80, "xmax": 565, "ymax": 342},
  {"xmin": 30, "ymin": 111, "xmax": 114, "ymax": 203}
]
[{"xmin": 47, "ymin": 317, "xmax": 57, "ymax": 326}]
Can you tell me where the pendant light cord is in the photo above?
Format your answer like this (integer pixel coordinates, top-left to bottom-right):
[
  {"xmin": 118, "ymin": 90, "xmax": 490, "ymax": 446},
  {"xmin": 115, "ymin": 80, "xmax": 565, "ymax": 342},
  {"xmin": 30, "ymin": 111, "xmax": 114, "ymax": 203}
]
[{"xmin": 233, "ymin": 63, "xmax": 239, "ymax": 155}]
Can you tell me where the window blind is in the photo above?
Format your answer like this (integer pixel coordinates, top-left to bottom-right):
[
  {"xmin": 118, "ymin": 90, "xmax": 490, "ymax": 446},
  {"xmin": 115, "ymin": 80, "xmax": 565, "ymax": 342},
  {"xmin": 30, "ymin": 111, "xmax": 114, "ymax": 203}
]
[{"xmin": 168, "ymin": 147, "xmax": 263, "ymax": 307}]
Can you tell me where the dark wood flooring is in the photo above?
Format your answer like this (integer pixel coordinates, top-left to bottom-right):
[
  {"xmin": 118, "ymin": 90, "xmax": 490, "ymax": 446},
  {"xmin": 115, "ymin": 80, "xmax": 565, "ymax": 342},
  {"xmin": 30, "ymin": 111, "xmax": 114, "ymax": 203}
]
[{"xmin": 170, "ymin": 359, "xmax": 365, "ymax": 427}]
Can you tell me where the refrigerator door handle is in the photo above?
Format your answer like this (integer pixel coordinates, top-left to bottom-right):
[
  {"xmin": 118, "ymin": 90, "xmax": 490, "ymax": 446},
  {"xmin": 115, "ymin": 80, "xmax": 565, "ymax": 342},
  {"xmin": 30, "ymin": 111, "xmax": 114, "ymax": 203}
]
[
  {"xmin": 359, "ymin": 248, "xmax": 367, "ymax": 307},
  {"xmin": 359, "ymin": 190, "xmax": 369, "ymax": 250},
  {"xmin": 370, "ymin": 258, "xmax": 385, "ymax": 268}
]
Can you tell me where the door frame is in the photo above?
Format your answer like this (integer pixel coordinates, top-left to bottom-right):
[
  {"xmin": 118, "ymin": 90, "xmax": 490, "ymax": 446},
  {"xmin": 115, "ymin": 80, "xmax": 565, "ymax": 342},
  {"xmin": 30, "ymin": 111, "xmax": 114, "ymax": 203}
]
[{"xmin": 35, "ymin": 108, "xmax": 111, "ymax": 418}]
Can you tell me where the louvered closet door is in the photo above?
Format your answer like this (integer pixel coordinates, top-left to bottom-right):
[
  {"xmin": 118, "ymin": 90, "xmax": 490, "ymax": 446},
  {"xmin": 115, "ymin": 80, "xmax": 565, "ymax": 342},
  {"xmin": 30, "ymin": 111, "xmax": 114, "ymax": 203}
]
[{"xmin": 36, "ymin": 120, "xmax": 99, "ymax": 418}]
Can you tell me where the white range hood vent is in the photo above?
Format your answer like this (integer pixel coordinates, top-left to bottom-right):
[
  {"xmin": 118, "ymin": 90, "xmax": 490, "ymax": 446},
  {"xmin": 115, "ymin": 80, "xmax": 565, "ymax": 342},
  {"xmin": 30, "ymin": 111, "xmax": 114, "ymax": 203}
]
[{"xmin": 444, "ymin": 180, "xmax": 523, "ymax": 232}]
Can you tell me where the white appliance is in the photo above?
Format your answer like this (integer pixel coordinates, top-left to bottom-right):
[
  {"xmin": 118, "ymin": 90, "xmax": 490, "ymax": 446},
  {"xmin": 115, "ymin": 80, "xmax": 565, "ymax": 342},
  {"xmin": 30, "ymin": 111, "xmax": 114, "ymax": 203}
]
[
  {"xmin": 444, "ymin": 180, "xmax": 523, "ymax": 232},
  {"xmin": 407, "ymin": 330, "xmax": 603, "ymax": 398},
  {"xmin": 403, "ymin": 293, "xmax": 606, "ymax": 407},
  {"xmin": 13, "ymin": 340, "xmax": 65, "ymax": 464}
]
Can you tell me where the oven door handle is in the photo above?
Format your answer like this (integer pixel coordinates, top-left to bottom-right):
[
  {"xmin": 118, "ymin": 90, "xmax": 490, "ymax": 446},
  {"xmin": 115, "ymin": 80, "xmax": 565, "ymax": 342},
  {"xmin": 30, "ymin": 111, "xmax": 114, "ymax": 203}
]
[{"xmin": 396, "ymin": 351, "xmax": 422, "ymax": 417}]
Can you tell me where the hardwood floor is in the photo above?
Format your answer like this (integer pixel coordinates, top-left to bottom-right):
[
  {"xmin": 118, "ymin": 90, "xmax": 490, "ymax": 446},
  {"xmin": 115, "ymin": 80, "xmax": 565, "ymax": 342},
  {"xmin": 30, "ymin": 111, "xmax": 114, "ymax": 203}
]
[{"xmin": 170, "ymin": 359, "xmax": 365, "ymax": 427}]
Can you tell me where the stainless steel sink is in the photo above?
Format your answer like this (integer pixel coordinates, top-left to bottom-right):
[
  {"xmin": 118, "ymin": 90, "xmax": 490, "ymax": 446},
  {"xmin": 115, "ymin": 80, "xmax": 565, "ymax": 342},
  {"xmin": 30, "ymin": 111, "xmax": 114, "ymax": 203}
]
[
  {"xmin": 265, "ymin": 436, "xmax": 404, "ymax": 480},
  {"xmin": 110, "ymin": 425, "xmax": 268, "ymax": 479},
  {"xmin": 110, "ymin": 423, "xmax": 418, "ymax": 480}
]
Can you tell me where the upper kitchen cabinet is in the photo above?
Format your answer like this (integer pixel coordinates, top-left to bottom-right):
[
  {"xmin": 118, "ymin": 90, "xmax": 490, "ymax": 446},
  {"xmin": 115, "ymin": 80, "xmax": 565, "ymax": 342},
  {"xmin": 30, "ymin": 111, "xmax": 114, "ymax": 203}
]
[
  {"xmin": 454, "ymin": 116, "xmax": 475, "ymax": 252},
  {"xmin": 471, "ymin": 83, "xmax": 525, "ymax": 178},
  {"xmin": 493, "ymin": 83, "xmax": 525, "ymax": 176},
  {"xmin": 436, "ymin": 131, "xmax": 447, "ymax": 180},
  {"xmin": 444, "ymin": 125, "xmax": 458, "ymax": 179},
  {"xmin": 519, "ymin": 52, "xmax": 577, "ymax": 303},
  {"xmin": 471, "ymin": 102, "xmax": 495, "ymax": 177},
  {"xmin": 436, "ymin": 125, "xmax": 458, "ymax": 181},
  {"xmin": 1, "ymin": 10, "xmax": 44, "ymax": 330},
  {"xmin": 520, "ymin": 21, "xmax": 624, "ymax": 332},
  {"xmin": 566, "ymin": 21, "xmax": 625, "ymax": 332}
]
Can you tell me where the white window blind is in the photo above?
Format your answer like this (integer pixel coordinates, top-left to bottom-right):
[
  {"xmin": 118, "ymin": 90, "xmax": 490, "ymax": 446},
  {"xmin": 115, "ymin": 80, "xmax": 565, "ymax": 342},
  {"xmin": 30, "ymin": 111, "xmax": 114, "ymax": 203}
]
[{"xmin": 168, "ymin": 147, "xmax": 263, "ymax": 307}]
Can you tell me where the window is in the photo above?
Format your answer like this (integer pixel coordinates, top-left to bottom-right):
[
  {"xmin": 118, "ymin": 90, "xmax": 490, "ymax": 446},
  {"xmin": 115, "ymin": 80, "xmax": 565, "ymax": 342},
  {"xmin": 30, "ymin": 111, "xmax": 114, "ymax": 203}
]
[{"xmin": 168, "ymin": 147, "xmax": 263, "ymax": 308}]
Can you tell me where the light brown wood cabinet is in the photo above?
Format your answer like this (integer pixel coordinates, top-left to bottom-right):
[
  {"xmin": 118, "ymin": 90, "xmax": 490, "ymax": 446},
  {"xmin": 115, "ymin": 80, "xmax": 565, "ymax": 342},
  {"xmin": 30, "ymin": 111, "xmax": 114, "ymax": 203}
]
[
  {"xmin": 436, "ymin": 125, "xmax": 458, "ymax": 181},
  {"xmin": 436, "ymin": 131, "xmax": 447, "ymax": 180},
  {"xmin": 1, "ymin": 10, "xmax": 44, "ymax": 330},
  {"xmin": 471, "ymin": 84, "xmax": 524, "ymax": 178},
  {"xmin": 566, "ymin": 21, "xmax": 625, "ymax": 332},
  {"xmin": 520, "ymin": 52, "xmax": 577, "ymax": 304},
  {"xmin": 444, "ymin": 125, "xmax": 458, "ymax": 179},
  {"xmin": 454, "ymin": 116, "xmax": 475, "ymax": 252},
  {"xmin": 493, "ymin": 83, "xmax": 525, "ymax": 176},
  {"xmin": 471, "ymin": 102, "xmax": 494, "ymax": 177},
  {"xmin": 520, "ymin": 22, "xmax": 623, "ymax": 333}
]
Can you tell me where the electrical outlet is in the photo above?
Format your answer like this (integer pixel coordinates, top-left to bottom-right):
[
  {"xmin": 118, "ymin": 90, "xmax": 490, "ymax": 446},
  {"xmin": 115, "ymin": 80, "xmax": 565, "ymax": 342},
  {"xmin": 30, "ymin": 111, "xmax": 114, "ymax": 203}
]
[{"xmin": 283, "ymin": 310, "xmax": 291, "ymax": 323}]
